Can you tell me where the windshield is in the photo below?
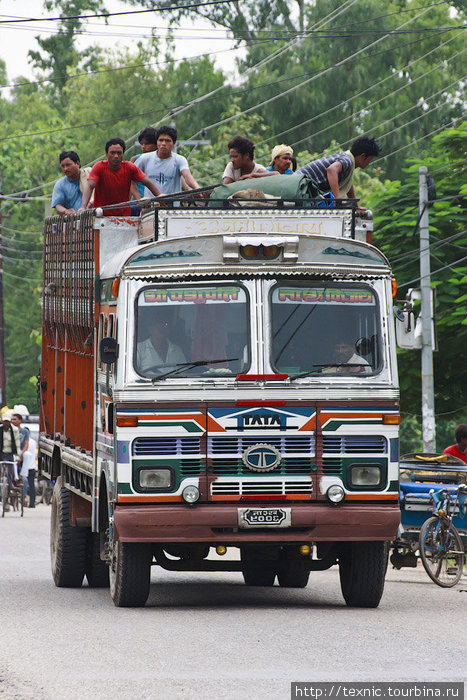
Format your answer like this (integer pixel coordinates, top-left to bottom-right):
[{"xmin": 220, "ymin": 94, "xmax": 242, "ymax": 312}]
[
  {"xmin": 135, "ymin": 284, "xmax": 249, "ymax": 377},
  {"xmin": 271, "ymin": 284, "xmax": 381, "ymax": 376}
]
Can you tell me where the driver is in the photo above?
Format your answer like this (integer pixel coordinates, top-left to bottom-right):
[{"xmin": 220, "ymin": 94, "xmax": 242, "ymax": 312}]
[
  {"xmin": 322, "ymin": 340, "xmax": 371, "ymax": 374},
  {"xmin": 137, "ymin": 313, "xmax": 186, "ymax": 374}
]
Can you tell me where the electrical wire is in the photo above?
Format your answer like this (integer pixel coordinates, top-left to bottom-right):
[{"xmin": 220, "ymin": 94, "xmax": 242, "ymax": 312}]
[{"xmin": 0, "ymin": 0, "xmax": 240, "ymax": 24}]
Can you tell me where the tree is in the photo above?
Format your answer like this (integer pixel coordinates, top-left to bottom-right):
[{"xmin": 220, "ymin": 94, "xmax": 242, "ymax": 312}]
[
  {"xmin": 370, "ymin": 121, "xmax": 467, "ymax": 451},
  {"xmin": 28, "ymin": 0, "xmax": 108, "ymax": 105}
]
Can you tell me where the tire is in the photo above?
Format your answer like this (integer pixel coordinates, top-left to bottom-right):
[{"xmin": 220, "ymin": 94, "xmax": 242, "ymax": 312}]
[
  {"xmin": 50, "ymin": 476, "xmax": 87, "ymax": 587},
  {"xmin": 85, "ymin": 531, "xmax": 110, "ymax": 588},
  {"xmin": 277, "ymin": 561, "xmax": 310, "ymax": 588},
  {"xmin": 109, "ymin": 541, "xmax": 152, "ymax": 607},
  {"xmin": 339, "ymin": 541, "xmax": 388, "ymax": 608},
  {"xmin": 419, "ymin": 517, "xmax": 465, "ymax": 588},
  {"xmin": 242, "ymin": 563, "xmax": 276, "ymax": 586},
  {"xmin": 1, "ymin": 483, "xmax": 7, "ymax": 517}
]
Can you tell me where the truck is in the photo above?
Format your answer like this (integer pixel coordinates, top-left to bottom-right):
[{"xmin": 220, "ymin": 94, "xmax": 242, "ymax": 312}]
[{"xmin": 39, "ymin": 190, "xmax": 401, "ymax": 607}]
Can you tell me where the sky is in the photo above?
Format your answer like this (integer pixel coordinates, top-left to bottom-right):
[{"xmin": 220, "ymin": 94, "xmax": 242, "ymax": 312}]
[{"xmin": 0, "ymin": 0, "xmax": 242, "ymax": 89}]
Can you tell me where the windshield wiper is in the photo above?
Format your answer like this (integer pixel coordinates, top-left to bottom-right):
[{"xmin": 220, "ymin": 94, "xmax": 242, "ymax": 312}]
[
  {"xmin": 290, "ymin": 362, "xmax": 372, "ymax": 380},
  {"xmin": 149, "ymin": 357, "xmax": 238, "ymax": 381}
]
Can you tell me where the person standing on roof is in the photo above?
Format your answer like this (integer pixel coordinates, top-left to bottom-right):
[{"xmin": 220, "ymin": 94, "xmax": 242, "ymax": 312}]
[
  {"xmin": 222, "ymin": 135, "xmax": 268, "ymax": 183},
  {"xmin": 135, "ymin": 125, "xmax": 200, "ymax": 197},
  {"xmin": 52, "ymin": 151, "xmax": 92, "ymax": 215},
  {"xmin": 443, "ymin": 424, "xmax": 467, "ymax": 464},
  {"xmin": 298, "ymin": 136, "xmax": 380, "ymax": 212},
  {"xmin": 80, "ymin": 138, "xmax": 162, "ymax": 216}
]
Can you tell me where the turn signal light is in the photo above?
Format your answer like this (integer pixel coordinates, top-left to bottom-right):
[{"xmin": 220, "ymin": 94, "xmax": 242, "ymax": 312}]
[
  {"xmin": 216, "ymin": 545, "xmax": 227, "ymax": 556},
  {"xmin": 116, "ymin": 415, "xmax": 138, "ymax": 427},
  {"xmin": 112, "ymin": 277, "xmax": 120, "ymax": 297},
  {"xmin": 391, "ymin": 278, "xmax": 397, "ymax": 298},
  {"xmin": 383, "ymin": 414, "xmax": 400, "ymax": 425}
]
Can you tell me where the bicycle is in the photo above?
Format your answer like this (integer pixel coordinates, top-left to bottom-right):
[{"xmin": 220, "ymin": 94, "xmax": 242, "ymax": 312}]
[
  {"xmin": 0, "ymin": 460, "xmax": 24, "ymax": 517},
  {"xmin": 418, "ymin": 484, "xmax": 467, "ymax": 587}
]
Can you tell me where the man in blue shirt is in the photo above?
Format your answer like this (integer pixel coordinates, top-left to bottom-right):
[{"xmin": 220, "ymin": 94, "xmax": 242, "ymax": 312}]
[
  {"xmin": 52, "ymin": 151, "xmax": 91, "ymax": 215},
  {"xmin": 136, "ymin": 125, "xmax": 200, "ymax": 198}
]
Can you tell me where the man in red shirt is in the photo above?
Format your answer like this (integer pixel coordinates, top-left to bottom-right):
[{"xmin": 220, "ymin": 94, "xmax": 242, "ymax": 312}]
[
  {"xmin": 443, "ymin": 424, "xmax": 467, "ymax": 464},
  {"xmin": 80, "ymin": 138, "xmax": 161, "ymax": 216}
]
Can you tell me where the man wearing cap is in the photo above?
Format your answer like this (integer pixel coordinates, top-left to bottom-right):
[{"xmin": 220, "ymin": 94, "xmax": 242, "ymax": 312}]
[
  {"xmin": 267, "ymin": 145, "xmax": 294, "ymax": 174},
  {"xmin": 237, "ymin": 144, "xmax": 294, "ymax": 180},
  {"xmin": 0, "ymin": 411, "xmax": 21, "ymax": 493}
]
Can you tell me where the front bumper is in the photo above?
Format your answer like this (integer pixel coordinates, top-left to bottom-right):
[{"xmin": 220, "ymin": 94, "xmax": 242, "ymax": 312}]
[{"xmin": 114, "ymin": 502, "xmax": 400, "ymax": 543}]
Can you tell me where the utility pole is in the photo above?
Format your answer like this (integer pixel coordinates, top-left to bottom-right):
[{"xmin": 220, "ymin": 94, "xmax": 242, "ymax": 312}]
[
  {"xmin": 419, "ymin": 166, "xmax": 436, "ymax": 451},
  {"xmin": 0, "ymin": 170, "xmax": 6, "ymax": 407}
]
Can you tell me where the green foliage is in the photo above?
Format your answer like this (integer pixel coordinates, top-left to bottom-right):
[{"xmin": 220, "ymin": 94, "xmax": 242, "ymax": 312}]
[
  {"xmin": 28, "ymin": 0, "xmax": 107, "ymax": 105},
  {"xmin": 370, "ymin": 121, "xmax": 467, "ymax": 446}
]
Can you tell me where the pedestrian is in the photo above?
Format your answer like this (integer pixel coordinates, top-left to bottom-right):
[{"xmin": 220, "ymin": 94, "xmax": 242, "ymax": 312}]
[
  {"xmin": 52, "ymin": 150, "xmax": 93, "ymax": 215},
  {"xmin": 135, "ymin": 125, "xmax": 201, "ymax": 197},
  {"xmin": 21, "ymin": 436, "xmax": 37, "ymax": 508},
  {"xmin": 0, "ymin": 411, "xmax": 21, "ymax": 492},
  {"xmin": 80, "ymin": 138, "xmax": 162, "ymax": 216},
  {"xmin": 298, "ymin": 136, "xmax": 380, "ymax": 213},
  {"xmin": 11, "ymin": 413, "xmax": 29, "ymax": 500},
  {"xmin": 222, "ymin": 135, "xmax": 267, "ymax": 183},
  {"xmin": 443, "ymin": 424, "xmax": 467, "ymax": 464}
]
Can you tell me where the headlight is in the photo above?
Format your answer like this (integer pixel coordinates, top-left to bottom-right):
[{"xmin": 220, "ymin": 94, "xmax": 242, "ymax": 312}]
[
  {"xmin": 349, "ymin": 464, "xmax": 382, "ymax": 488},
  {"xmin": 327, "ymin": 484, "xmax": 345, "ymax": 503},
  {"xmin": 138, "ymin": 468, "xmax": 172, "ymax": 490},
  {"xmin": 182, "ymin": 485, "xmax": 200, "ymax": 504}
]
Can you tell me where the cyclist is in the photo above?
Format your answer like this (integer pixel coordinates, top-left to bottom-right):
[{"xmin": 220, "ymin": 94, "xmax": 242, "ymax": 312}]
[{"xmin": 0, "ymin": 411, "xmax": 21, "ymax": 498}]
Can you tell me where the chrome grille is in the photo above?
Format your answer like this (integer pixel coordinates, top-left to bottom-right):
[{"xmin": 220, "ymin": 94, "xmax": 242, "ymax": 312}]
[
  {"xmin": 323, "ymin": 435, "xmax": 386, "ymax": 454},
  {"xmin": 212, "ymin": 457, "xmax": 311, "ymax": 475},
  {"xmin": 211, "ymin": 478, "xmax": 312, "ymax": 495},
  {"xmin": 132, "ymin": 437, "xmax": 202, "ymax": 456},
  {"xmin": 208, "ymin": 435, "xmax": 315, "ymax": 455}
]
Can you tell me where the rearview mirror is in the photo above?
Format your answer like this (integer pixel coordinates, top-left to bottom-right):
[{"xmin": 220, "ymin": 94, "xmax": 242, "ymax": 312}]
[{"xmin": 100, "ymin": 337, "xmax": 118, "ymax": 365}]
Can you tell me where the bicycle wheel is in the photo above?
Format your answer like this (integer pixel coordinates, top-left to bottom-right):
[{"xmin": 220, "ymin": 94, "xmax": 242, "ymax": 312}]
[
  {"xmin": 419, "ymin": 516, "xmax": 465, "ymax": 587},
  {"xmin": 1, "ymin": 480, "xmax": 8, "ymax": 517}
]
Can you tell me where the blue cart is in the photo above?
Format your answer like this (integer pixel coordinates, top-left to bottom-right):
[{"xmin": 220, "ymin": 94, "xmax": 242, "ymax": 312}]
[{"xmin": 390, "ymin": 453, "xmax": 467, "ymax": 569}]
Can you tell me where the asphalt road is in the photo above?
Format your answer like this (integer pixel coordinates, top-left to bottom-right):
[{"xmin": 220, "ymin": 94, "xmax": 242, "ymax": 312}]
[{"xmin": 0, "ymin": 504, "xmax": 465, "ymax": 700}]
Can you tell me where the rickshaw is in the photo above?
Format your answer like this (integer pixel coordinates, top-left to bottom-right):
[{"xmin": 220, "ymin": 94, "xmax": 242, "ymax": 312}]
[{"xmin": 390, "ymin": 452, "xmax": 467, "ymax": 570}]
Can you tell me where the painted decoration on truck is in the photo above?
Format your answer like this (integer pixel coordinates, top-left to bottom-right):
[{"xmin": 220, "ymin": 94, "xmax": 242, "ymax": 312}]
[
  {"xmin": 140, "ymin": 286, "xmax": 243, "ymax": 305},
  {"xmin": 207, "ymin": 406, "xmax": 316, "ymax": 433},
  {"xmin": 275, "ymin": 287, "xmax": 375, "ymax": 305}
]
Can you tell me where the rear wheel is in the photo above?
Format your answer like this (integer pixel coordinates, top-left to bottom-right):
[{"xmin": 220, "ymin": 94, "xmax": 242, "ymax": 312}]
[
  {"xmin": 50, "ymin": 477, "xmax": 87, "ymax": 587},
  {"xmin": 339, "ymin": 542, "xmax": 388, "ymax": 608},
  {"xmin": 109, "ymin": 540, "xmax": 152, "ymax": 607},
  {"xmin": 419, "ymin": 517, "xmax": 464, "ymax": 588},
  {"xmin": 277, "ymin": 561, "xmax": 310, "ymax": 588},
  {"xmin": 242, "ymin": 563, "xmax": 276, "ymax": 586},
  {"xmin": 85, "ymin": 532, "xmax": 110, "ymax": 588}
]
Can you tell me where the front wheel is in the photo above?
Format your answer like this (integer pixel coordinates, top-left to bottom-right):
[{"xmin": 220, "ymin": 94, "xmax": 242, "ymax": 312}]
[
  {"xmin": 109, "ymin": 541, "xmax": 152, "ymax": 607},
  {"xmin": 419, "ymin": 517, "xmax": 465, "ymax": 588},
  {"xmin": 339, "ymin": 541, "xmax": 388, "ymax": 608}
]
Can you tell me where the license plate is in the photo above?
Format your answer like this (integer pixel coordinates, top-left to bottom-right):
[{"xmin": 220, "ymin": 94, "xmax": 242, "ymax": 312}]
[{"xmin": 238, "ymin": 507, "xmax": 291, "ymax": 529}]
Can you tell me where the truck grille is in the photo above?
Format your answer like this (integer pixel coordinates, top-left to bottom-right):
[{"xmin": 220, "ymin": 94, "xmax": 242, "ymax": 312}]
[
  {"xmin": 322, "ymin": 435, "xmax": 386, "ymax": 453},
  {"xmin": 211, "ymin": 457, "xmax": 311, "ymax": 475},
  {"xmin": 211, "ymin": 477, "xmax": 312, "ymax": 496},
  {"xmin": 208, "ymin": 436, "xmax": 314, "ymax": 455},
  {"xmin": 132, "ymin": 437, "xmax": 202, "ymax": 456}
]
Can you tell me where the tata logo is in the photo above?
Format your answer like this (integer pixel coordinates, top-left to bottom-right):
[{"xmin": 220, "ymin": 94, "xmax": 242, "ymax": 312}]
[
  {"xmin": 242, "ymin": 444, "xmax": 282, "ymax": 472},
  {"xmin": 237, "ymin": 412, "xmax": 286, "ymax": 431}
]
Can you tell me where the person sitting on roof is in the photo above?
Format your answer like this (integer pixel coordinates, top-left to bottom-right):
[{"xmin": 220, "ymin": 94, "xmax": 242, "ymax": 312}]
[
  {"xmin": 443, "ymin": 424, "xmax": 467, "ymax": 464},
  {"xmin": 222, "ymin": 135, "xmax": 268, "ymax": 184},
  {"xmin": 297, "ymin": 136, "xmax": 380, "ymax": 214}
]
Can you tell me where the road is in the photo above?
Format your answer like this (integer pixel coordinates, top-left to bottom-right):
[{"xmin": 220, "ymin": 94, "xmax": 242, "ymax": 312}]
[{"xmin": 0, "ymin": 504, "xmax": 465, "ymax": 700}]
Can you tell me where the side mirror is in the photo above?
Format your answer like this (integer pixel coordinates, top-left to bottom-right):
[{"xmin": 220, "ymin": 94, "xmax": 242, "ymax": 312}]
[{"xmin": 100, "ymin": 337, "xmax": 118, "ymax": 365}]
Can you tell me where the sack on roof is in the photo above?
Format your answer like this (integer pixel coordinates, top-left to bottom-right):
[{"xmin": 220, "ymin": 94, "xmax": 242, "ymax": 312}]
[{"xmin": 209, "ymin": 173, "xmax": 319, "ymax": 205}]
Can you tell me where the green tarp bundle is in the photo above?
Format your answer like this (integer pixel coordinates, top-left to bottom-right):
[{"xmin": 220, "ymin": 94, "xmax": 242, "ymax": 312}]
[{"xmin": 209, "ymin": 173, "xmax": 320, "ymax": 205}]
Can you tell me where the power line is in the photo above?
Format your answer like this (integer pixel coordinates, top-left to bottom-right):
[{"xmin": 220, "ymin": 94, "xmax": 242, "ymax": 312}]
[{"xmin": 0, "ymin": 0, "xmax": 239, "ymax": 24}]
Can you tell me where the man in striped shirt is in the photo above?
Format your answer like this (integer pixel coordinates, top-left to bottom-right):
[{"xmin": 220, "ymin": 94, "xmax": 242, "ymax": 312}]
[{"xmin": 298, "ymin": 136, "xmax": 380, "ymax": 213}]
